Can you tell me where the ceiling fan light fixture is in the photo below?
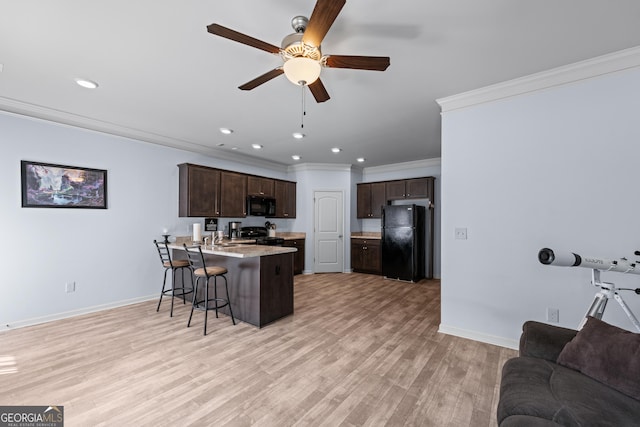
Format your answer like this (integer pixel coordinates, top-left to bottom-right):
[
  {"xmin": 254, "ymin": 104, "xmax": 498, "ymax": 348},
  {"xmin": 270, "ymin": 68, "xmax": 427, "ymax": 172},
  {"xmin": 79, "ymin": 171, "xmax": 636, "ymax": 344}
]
[
  {"xmin": 283, "ymin": 57, "xmax": 321, "ymax": 86},
  {"xmin": 292, "ymin": 132, "xmax": 305, "ymax": 139}
]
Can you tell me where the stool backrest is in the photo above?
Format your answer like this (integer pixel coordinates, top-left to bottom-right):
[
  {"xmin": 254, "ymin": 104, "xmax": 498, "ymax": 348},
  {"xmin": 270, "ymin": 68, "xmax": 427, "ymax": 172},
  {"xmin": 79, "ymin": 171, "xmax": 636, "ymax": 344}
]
[
  {"xmin": 154, "ymin": 240, "xmax": 175, "ymax": 268},
  {"xmin": 183, "ymin": 244, "xmax": 206, "ymax": 271}
]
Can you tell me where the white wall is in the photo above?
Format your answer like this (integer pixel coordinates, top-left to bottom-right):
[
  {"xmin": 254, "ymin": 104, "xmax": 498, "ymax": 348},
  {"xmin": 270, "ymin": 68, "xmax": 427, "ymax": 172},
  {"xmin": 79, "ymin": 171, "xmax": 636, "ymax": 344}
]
[
  {"xmin": 439, "ymin": 53, "xmax": 640, "ymax": 347},
  {"xmin": 0, "ymin": 112, "xmax": 290, "ymax": 329}
]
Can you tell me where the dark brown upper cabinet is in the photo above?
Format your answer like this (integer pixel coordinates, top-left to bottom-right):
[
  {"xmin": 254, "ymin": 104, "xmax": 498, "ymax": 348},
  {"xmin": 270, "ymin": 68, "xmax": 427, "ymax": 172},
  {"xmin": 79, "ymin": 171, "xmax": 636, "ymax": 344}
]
[
  {"xmin": 247, "ymin": 176, "xmax": 275, "ymax": 197},
  {"xmin": 386, "ymin": 177, "xmax": 434, "ymax": 201},
  {"xmin": 357, "ymin": 182, "xmax": 386, "ymax": 218},
  {"xmin": 274, "ymin": 180, "xmax": 296, "ymax": 218},
  {"xmin": 219, "ymin": 171, "xmax": 247, "ymax": 217},
  {"xmin": 178, "ymin": 163, "xmax": 221, "ymax": 217},
  {"xmin": 178, "ymin": 163, "xmax": 294, "ymax": 219}
]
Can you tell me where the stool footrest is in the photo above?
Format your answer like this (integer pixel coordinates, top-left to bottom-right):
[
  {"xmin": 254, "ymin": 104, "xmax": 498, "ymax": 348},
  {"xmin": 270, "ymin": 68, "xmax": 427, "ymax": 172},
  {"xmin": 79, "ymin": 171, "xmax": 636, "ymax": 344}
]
[
  {"xmin": 161, "ymin": 288, "xmax": 193, "ymax": 297},
  {"xmin": 192, "ymin": 298, "xmax": 230, "ymax": 311}
]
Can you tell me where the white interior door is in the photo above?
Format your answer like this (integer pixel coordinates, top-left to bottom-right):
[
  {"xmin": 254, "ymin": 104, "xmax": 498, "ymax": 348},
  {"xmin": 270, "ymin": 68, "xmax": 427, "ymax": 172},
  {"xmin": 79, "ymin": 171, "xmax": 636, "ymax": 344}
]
[{"xmin": 314, "ymin": 191, "xmax": 344, "ymax": 273}]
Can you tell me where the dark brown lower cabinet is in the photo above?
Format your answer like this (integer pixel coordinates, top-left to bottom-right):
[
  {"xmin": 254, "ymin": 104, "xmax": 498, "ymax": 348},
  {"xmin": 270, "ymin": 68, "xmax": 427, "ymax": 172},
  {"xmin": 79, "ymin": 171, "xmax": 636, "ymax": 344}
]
[
  {"xmin": 351, "ymin": 238, "xmax": 382, "ymax": 275},
  {"xmin": 283, "ymin": 239, "xmax": 305, "ymax": 275},
  {"xmin": 259, "ymin": 254, "xmax": 294, "ymax": 326}
]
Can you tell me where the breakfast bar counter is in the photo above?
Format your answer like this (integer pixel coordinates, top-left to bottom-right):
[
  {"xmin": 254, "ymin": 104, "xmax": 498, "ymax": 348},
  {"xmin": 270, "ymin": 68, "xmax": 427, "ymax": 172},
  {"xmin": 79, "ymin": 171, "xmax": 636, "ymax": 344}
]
[
  {"xmin": 169, "ymin": 241, "xmax": 296, "ymax": 328},
  {"xmin": 168, "ymin": 242, "xmax": 296, "ymax": 258}
]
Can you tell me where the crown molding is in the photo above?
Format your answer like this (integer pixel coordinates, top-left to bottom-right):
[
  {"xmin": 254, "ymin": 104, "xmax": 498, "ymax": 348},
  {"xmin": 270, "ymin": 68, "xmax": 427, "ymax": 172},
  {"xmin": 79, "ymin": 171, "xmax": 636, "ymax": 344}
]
[
  {"xmin": 363, "ymin": 158, "xmax": 441, "ymax": 176},
  {"xmin": 288, "ymin": 163, "xmax": 353, "ymax": 173},
  {"xmin": 437, "ymin": 45, "xmax": 640, "ymax": 113},
  {"xmin": 0, "ymin": 98, "xmax": 290, "ymax": 174}
]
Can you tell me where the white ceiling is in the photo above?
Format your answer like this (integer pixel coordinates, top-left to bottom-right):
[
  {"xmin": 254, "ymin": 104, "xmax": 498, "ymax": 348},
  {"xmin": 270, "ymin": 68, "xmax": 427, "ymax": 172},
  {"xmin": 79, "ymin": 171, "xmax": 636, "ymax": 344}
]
[{"xmin": 1, "ymin": 1, "xmax": 640, "ymax": 168}]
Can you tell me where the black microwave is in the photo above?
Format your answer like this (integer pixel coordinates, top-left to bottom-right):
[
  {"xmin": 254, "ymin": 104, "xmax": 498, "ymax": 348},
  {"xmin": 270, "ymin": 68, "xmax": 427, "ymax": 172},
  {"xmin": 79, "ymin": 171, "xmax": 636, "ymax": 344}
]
[{"xmin": 247, "ymin": 195, "xmax": 276, "ymax": 217}]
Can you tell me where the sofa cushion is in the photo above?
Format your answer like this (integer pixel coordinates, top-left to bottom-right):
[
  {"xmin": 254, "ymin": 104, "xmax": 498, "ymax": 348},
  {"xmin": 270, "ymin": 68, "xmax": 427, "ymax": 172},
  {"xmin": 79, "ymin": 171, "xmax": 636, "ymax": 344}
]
[
  {"xmin": 498, "ymin": 357, "xmax": 640, "ymax": 426},
  {"xmin": 556, "ymin": 316, "xmax": 640, "ymax": 401},
  {"xmin": 520, "ymin": 321, "xmax": 578, "ymax": 361}
]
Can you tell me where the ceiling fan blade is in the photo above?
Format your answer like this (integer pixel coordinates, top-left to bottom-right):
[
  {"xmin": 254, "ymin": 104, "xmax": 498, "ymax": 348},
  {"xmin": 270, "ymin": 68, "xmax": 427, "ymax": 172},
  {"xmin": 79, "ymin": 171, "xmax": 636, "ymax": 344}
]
[
  {"xmin": 239, "ymin": 68, "xmax": 284, "ymax": 90},
  {"xmin": 302, "ymin": 0, "xmax": 346, "ymax": 47},
  {"xmin": 325, "ymin": 55, "xmax": 390, "ymax": 71},
  {"xmin": 207, "ymin": 23, "xmax": 280, "ymax": 54},
  {"xmin": 308, "ymin": 78, "xmax": 330, "ymax": 103}
]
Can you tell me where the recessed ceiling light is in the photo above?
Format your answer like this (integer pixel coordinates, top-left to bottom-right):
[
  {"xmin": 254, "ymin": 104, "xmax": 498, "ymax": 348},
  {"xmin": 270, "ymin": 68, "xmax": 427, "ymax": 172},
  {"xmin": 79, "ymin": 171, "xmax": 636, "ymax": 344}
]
[
  {"xmin": 75, "ymin": 78, "xmax": 98, "ymax": 89},
  {"xmin": 252, "ymin": 144, "xmax": 263, "ymax": 150},
  {"xmin": 331, "ymin": 147, "xmax": 342, "ymax": 153},
  {"xmin": 219, "ymin": 127, "xmax": 233, "ymax": 135},
  {"xmin": 292, "ymin": 155, "xmax": 301, "ymax": 160},
  {"xmin": 292, "ymin": 132, "xmax": 305, "ymax": 139},
  {"xmin": 357, "ymin": 157, "xmax": 366, "ymax": 162}
]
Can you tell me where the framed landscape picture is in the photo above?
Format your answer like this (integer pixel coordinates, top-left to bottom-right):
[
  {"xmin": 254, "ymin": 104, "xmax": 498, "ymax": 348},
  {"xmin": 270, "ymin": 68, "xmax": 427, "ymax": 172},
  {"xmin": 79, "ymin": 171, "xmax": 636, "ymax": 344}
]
[{"xmin": 21, "ymin": 160, "xmax": 108, "ymax": 209}]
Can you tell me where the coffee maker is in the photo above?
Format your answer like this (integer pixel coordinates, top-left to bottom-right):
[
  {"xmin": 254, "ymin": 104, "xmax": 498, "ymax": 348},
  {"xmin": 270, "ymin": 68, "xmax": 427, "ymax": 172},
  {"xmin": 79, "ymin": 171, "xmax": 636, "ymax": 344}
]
[{"xmin": 228, "ymin": 221, "xmax": 242, "ymax": 239}]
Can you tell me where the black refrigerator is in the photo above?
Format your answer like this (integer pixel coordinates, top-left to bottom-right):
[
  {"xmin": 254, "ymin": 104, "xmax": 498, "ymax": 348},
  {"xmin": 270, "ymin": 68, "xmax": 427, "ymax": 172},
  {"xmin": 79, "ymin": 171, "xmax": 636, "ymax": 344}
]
[{"xmin": 382, "ymin": 204, "xmax": 426, "ymax": 282}]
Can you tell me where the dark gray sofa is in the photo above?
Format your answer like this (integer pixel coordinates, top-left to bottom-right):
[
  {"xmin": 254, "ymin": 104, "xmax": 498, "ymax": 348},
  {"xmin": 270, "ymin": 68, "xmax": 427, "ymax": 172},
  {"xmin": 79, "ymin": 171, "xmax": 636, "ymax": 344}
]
[{"xmin": 497, "ymin": 320, "xmax": 640, "ymax": 426}]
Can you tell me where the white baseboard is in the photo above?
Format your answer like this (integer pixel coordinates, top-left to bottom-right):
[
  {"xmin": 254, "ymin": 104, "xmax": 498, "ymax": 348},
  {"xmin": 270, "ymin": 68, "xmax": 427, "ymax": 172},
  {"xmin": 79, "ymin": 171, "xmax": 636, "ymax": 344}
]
[
  {"xmin": 1, "ymin": 295, "xmax": 156, "ymax": 332},
  {"xmin": 438, "ymin": 324, "xmax": 519, "ymax": 350}
]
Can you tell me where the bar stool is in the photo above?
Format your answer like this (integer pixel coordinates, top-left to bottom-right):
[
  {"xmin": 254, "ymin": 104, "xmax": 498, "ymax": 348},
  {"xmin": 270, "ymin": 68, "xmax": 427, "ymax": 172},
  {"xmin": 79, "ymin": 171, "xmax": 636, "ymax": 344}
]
[
  {"xmin": 183, "ymin": 244, "xmax": 236, "ymax": 335},
  {"xmin": 154, "ymin": 240, "xmax": 193, "ymax": 317}
]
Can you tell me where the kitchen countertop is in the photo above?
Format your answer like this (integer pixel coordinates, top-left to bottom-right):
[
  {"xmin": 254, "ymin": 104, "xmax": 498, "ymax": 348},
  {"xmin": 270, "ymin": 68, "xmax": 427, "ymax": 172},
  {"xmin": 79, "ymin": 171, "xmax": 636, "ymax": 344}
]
[
  {"xmin": 351, "ymin": 232, "xmax": 382, "ymax": 239},
  {"xmin": 168, "ymin": 242, "xmax": 296, "ymax": 259},
  {"xmin": 276, "ymin": 232, "xmax": 306, "ymax": 240},
  {"xmin": 170, "ymin": 236, "xmax": 296, "ymax": 258}
]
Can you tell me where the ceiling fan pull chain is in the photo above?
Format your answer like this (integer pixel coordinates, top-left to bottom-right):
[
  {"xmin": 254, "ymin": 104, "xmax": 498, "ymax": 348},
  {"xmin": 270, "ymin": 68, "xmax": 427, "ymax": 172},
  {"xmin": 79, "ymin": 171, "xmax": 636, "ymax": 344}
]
[{"xmin": 300, "ymin": 82, "xmax": 306, "ymax": 128}]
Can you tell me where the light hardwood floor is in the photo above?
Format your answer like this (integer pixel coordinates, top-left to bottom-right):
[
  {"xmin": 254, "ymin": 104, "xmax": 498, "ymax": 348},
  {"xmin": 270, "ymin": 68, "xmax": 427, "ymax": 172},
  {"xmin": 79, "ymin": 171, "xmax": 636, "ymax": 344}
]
[{"xmin": 1, "ymin": 273, "xmax": 516, "ymax": 426}]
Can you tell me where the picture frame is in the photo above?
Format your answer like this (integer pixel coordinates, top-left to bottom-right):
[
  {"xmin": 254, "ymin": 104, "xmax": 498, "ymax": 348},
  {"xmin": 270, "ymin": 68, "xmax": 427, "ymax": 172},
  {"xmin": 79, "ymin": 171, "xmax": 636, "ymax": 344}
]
[{"xmin": 21, "ymin": 160, "xmax": 108, "ymax": 209}]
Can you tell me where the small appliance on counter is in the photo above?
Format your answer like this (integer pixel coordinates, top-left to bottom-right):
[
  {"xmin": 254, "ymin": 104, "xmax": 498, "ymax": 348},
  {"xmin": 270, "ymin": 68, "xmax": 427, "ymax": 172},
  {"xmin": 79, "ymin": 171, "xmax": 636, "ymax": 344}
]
[{"xmin": 228, "ymin": 221, "xmax": 242, "ymax": 239}]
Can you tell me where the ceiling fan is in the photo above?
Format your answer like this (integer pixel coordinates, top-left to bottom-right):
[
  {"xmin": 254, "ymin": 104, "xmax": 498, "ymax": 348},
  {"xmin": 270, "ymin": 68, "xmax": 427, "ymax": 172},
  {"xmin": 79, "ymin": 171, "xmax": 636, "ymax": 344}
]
[{"xmin": 206, "ymin": 0, "xmax": 390, "ymax": 103}]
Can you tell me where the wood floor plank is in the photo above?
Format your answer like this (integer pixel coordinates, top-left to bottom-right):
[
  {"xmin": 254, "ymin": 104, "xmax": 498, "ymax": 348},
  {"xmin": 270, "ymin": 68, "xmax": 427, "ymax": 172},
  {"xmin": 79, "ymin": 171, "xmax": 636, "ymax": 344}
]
[{"xmin": 0, "ymin": 273, "xmax": 516, "ymax": 426}]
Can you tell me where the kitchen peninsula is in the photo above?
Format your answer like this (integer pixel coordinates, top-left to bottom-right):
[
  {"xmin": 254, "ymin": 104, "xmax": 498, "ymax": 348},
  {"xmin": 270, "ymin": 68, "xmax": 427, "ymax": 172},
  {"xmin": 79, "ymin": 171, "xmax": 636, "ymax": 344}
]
[{"xmin": 169, "ymin": 238, "xmax": 296, "ymax": 328}]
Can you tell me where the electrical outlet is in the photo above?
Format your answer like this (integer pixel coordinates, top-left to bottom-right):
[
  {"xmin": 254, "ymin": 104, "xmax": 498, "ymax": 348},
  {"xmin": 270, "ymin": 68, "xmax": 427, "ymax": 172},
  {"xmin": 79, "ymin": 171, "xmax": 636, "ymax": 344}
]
[
  {"xmin": 65, "ymin": 282, "xmax": 76, "ymax": 293},
  {"xmin": 547, "ymin": 307, "xmax": 559, "ymax": 323},
  {"xmin": 455, "ymin": 227, "xmax": 467, "ymax": 240}
]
